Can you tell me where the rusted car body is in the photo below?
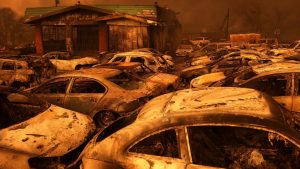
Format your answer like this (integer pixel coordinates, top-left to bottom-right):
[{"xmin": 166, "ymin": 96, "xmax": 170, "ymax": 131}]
[
  {"xmin": 79, "ymin": 87, "xmax": 300, "ymax": 169},
  {"xmin": 0, "ymin": 59, "xmax": 34, "ymax": 88},
  {"xmin": 27, "ymin": 64, "xmax": 179, "ymax": 126},
  {"xmin": 43, "ymin": 51, "xmax": 99, "ymax": 71},
  {"xmin": 0, "ymin": 86, "xmax": 95, "ymax": 169},
  {"xmin": 108, "ymin": 52, "xmax": 172, "ymax": 72}
]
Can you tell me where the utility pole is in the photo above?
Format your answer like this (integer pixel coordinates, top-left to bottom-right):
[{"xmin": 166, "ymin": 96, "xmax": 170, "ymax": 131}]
[
  {"xmin": 226, "ymin": 8, "xmax": 229, "ymax": 40},
  {"xmin": 220, "ymin": 8, "xmax": 230, "ymax": 41},
  {"xmin": 55, "ymin": 0, "xmax": 60, "ymax": 7}
]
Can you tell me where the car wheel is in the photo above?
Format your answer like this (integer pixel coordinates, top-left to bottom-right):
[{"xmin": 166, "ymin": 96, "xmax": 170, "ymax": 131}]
[
  {"xmin": 165, "ymin": 86, "xmax": 175, "ymax": 93},
  {"xmin": 95, "ymin": 111, "xmax": 117, "ymax": 127}
]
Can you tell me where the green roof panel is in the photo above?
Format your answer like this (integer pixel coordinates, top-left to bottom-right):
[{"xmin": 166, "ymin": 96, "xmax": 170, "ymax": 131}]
[{"xmin": 25, "ymin": 5, "xmax": 157, "ymax": 19}]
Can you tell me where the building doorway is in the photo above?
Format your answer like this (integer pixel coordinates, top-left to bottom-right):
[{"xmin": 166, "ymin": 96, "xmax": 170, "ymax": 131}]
[{"xmin": 72, "ymin": 25, "xmax": 99, "ymax": 55}]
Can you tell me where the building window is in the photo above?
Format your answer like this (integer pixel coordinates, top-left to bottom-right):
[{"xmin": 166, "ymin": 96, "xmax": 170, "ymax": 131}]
[{"xmin": 42, "ymin": 26, "xmax": 66, "ymax": 41}]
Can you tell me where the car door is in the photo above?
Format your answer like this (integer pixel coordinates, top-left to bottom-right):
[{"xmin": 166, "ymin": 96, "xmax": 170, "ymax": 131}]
[
  {"xmin": 64, "ymin": 77, "xmax": 106, "ymax": 115},
  {"xmin": 185, "ymin": 125, "xmax": 300, "ymax": 169},
  {"xmin": 241, "ymin": 73, "xmax": 293, "ymax": 111},
  {"xmin": 32, "ymin": 77, "xmax": 70, "ymax": 107},
  {"xmin": 293, "ymin": 73, "xmax": 300, "ymax": 113},
  {"xmin": 126, "ymin": 128, "xmax": 188, "ymax": 169}
]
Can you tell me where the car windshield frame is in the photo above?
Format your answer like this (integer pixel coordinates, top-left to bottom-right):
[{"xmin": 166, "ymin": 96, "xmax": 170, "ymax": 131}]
[
  {"xmin": 0, "ymin": 88, "xmax": 51, "ymax": 128},
  {"xmin": 96, "ymin": 112, "xmax": 138, "ymax": 142}
]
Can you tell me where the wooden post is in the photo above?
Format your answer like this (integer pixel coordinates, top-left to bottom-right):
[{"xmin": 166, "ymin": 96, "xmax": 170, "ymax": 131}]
[
  {"xmin": 65, "ymin": 25, "xmax": 73, "ymax": 55},
  {"xmin": 99, "ymin": 22, "xmax": 108, "ymax": 53},
  {"xmin": 35, "ymin": 25, "xmax": 44, "ymax": 55}
]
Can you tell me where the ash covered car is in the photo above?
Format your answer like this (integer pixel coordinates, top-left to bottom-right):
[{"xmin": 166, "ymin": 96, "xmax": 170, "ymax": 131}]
[
  {"xmin": 131, "ymin": 48, "xmax": 174, "ymax": 66},
  {"xmin": 175, "ymin": 44, "xmax": 194, "ymax": 57},
  {"xmin": 78, "ymin": 87, "xmax": 300, "ymax": 169},
  {"xmin": 180, "ymin": 50, "xmax": 274, "ymax": 82},
  {"xmin": 27, "ymin": 63, "xmax": 179, "ymax": 126},
  {"xmin": 191, "ymin": 62, "xmax": 300, "ymax": 124},
  {"xmin": 0, "ymin": 58, "xmax": 34, "ymax": 88},
  {"xmin": 43, "ymin": 51, "xmax": 99, "ymax": 71},
  {"xmin": 108, "ymin": 51, "xmax": 172, "ymax": 72},
  {"xmin": 0, "ymin": 86, "xmax": 95, "ymax": 169},
  {"xmin": 189, "ymin": 47, "xmax": 240, "ymax": 66},
  {"xmin": 267, "ymin": 40, "xmax": 300, "ymax": 57}
]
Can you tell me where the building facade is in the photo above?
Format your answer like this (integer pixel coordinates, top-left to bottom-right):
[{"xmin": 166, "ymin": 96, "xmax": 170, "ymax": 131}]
[{"xmin": 25, "ymin": 4, "xmax": 181, "ymax": 55}]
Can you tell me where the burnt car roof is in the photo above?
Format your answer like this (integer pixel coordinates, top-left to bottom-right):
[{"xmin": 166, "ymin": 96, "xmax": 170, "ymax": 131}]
[
  {"xmin": 252, "ymin": 62, "xmax": 300, "ymax": 75},
  {"xmin": 138, "ymin": 87, "xmax": 285, "ymax": 124},
  {"xmin": 56, "ymin": 68, "xmax": 122, "ymax": 79},
  {"xmin": 93, "ymin": 62, "xmax": 142, "ymax": 70}
]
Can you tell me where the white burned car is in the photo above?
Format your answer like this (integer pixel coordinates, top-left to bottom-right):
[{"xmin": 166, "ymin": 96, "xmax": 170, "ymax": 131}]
[
  {"xmin": 0, "ymin": 86, "xmax": 95, "ymax": 169},
  {"xmin": 131, "ymin": 48, "xmax": 174, "ymax": 67},
  {"xmin": 79, "ymin": 87, "xmax": 300, "ymax": 169},
  {"xmin": 43, "ymin": 51, "xmax": 99, "ymax": 71},
  {"xmin": 108, "ymin": 51, "xmax": 172, "ymax": 72}
]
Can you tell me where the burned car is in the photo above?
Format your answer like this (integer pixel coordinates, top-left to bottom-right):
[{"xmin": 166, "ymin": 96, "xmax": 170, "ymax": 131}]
[
  {"xmin": 79, "ymin": 87, "xmax": 300, "ymax": 169},
  {"xmin": 43, "ymin": 51, "xmax": 99, "ymax": 71},
  {"xmin": 0, "ymin": 86, "xmax": 95, "ymax": 169},
  {"xmin": 175, "ymin": 44, "xmax": 194, "ymax": 57},
  {"xmin": 180, "ymin": 50, "xmax": 274, "ymax": 82},
  {"xmin": 235, "ymin": 63, "xmax": 300, "ymax": 121},
  {"xmin": 0, "ymin": 58, "xmax": 34, "ymax": 88},
  {"xmin": 131, "ymin": 48, "xmax": 174, "ymax": 66},
  {"xmin": 191, "ymin": 62, "xmax": 300, "ymax": 124},
  {"xmin": 108, "ymin": 51, "xmax": 172, "ymax": 72},
  {"xmin": 27, "ymin": 63, "xmax": 179, "ymax": 126},
  {"xmin": 267, "ymin": 40, "xmax": 300, "ymax": 56}
]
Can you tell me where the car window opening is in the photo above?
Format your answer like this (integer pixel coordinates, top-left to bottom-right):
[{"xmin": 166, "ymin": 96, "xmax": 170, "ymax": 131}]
[
  {"xmin": 187, "ymin": 126, "xmax": 300, "ymax": 168},
  {"xmin": 129, "ymin": 129, "xmax": 180, "ymax": 158}
]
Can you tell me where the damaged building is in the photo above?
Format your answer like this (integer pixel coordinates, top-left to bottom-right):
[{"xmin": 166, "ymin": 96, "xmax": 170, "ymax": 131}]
[{"xmin": 24, "ymin": 3, "xmax": 181, "ymax": 55}]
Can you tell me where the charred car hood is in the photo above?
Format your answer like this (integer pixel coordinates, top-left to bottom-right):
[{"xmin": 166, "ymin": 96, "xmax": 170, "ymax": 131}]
[
  {"xmin": 0, "ymin": 104, "xmax": 95, "ymax": 157},
  {"xmin": 191, "ymin": 72, "xmax": 226, "ymax": 88},
  {"xmin": 50, "ymin": 57, "xmax": 98, "ymax": 71},
  {"xmin": 146, "ymin": 73, "xmax": 178, "ymax": 85}
]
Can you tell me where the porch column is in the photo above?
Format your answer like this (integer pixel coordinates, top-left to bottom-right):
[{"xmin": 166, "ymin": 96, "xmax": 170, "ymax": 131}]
[
  {"xmin": 35, "ymin": 25, "xmax": 43, "ymax": 55},
  {"xmin": 99, "ymin": 22, "xmax": 108, "ymax": 53},
  {"xmin": 65, "ymin": 25, "xmax": 73, "ymax": 55}
]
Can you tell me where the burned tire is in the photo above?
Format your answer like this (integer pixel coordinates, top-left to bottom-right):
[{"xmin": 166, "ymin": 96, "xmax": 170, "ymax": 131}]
[
  {"xmin": 165, "ymin": 86, "xmax": 175, "ymax": 93},
  {"xmin": 94, "ymin": 111, "xmax": 117, "ymax": 127}
]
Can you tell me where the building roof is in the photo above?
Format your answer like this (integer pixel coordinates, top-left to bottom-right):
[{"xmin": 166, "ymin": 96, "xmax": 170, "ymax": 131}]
[
  {"xmin": 24, "ymin": 4, "xmax": 115, "ymax": 24},
  {"xmin": 25, "ymin": 4, "xmax": 157, "ymax": 20}
]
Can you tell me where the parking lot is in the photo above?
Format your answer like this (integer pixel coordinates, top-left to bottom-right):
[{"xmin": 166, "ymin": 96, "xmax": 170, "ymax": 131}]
[{"xmin": 1, "ymin": 1, "xmax": 300, "ymax": 169}]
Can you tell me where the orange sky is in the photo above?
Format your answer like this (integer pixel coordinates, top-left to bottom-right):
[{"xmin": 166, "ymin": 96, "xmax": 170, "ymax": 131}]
[{"xmin": 1, "ymin": 0, "xmax": 300, "ymax": 40}]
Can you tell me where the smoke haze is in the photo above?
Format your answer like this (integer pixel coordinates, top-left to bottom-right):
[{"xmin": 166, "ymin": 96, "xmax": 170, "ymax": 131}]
[{"xmin": 0, "ymin": 0, "xmax": 299, "ymax": 41}]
